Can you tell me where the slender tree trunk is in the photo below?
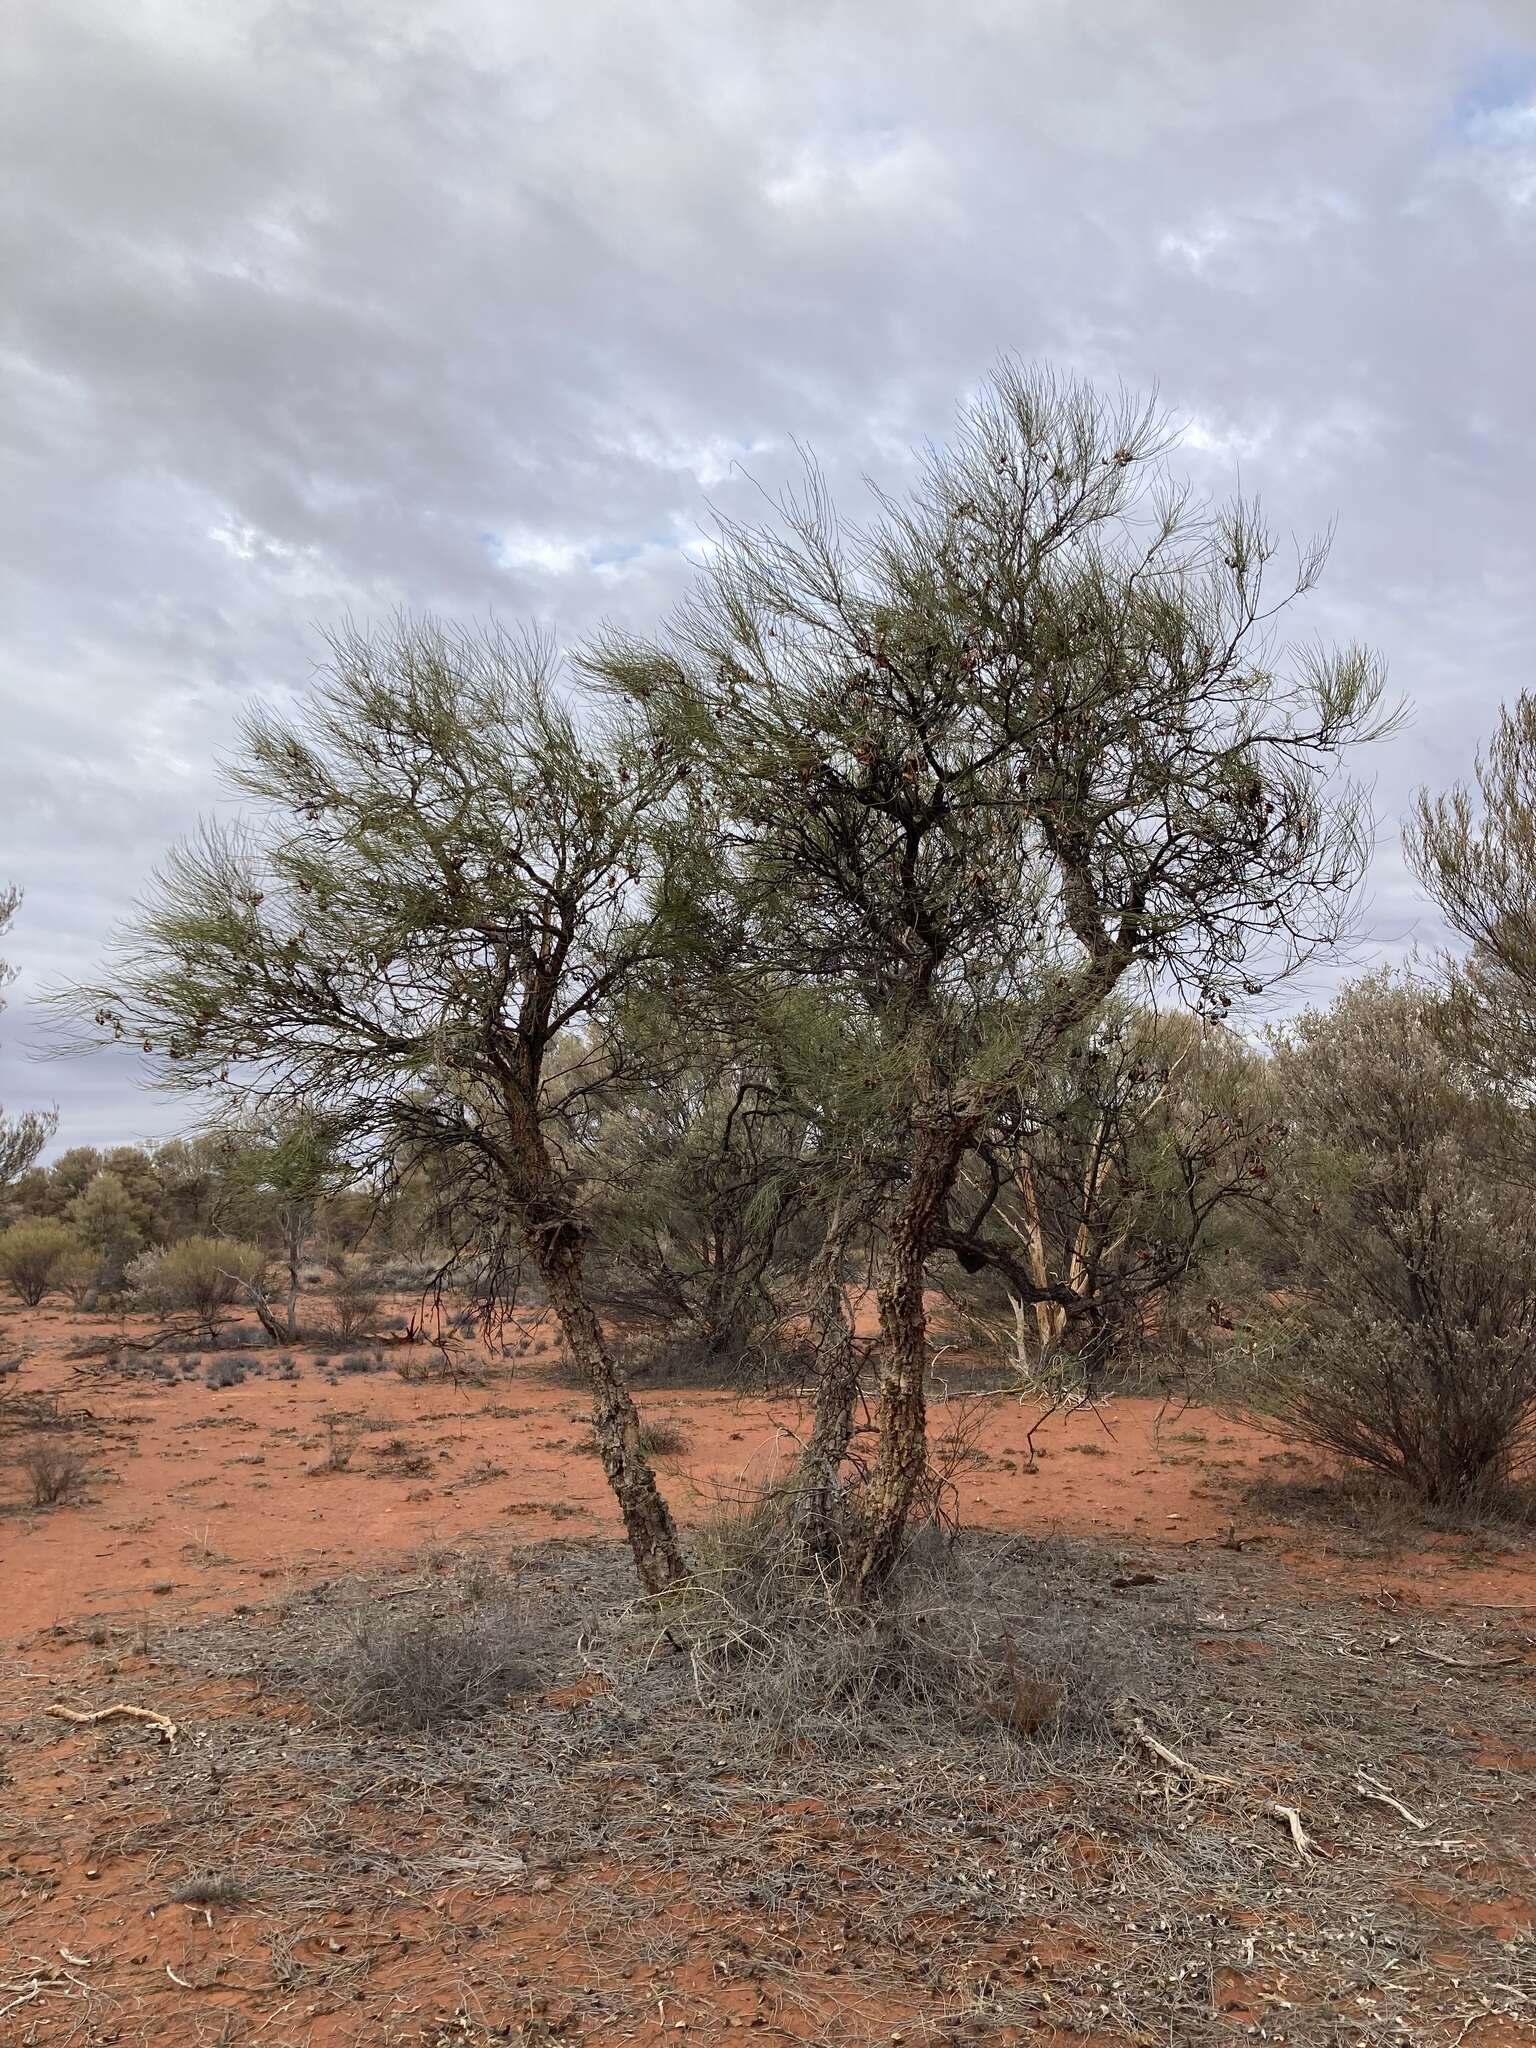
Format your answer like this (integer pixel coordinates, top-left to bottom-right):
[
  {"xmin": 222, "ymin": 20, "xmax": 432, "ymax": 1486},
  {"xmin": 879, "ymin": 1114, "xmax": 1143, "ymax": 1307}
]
[
  {"xmin": 534, "ymin": 1230, "xmax": 687, "ymax": 1594},
  {"xmin": 501, "ymin": 1078, "xmax": 686, "ymax": 1595},
  {"xmin": 1013, "ymin": 1154, "xmax": 1064, "ymax": 1352},
  {"xmin": 285, "ymin": 1210, "xmax": 302, "ymax": 1343},
  {"xmin": 790, "ymin": 1201, "xmax": 863, "ymax": 1566},
  {"xmin": 851, "ymin": 1116, "xmax": 973, "ymax": 1599}
]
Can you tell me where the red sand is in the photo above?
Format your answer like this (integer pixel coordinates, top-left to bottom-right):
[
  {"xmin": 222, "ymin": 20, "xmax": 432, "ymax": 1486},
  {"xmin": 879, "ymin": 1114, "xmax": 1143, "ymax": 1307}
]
[{"xmin": 3, "ymin": 1299, "xmax": 1533, "ymax": 2047}]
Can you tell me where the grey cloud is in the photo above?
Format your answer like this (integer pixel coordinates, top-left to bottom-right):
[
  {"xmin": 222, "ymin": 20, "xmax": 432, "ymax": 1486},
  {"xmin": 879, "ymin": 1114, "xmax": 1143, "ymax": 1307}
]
[{"xmin": 2, "ymin": 0, "xmax": 1534, "ymax": 1145}]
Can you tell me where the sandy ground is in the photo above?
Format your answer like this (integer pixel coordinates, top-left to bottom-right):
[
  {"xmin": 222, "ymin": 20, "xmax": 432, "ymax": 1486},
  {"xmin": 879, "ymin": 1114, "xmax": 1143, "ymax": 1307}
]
[{"xmin": 2, "ymin": 1299, "xmax": 1534, "ymax": 2046}]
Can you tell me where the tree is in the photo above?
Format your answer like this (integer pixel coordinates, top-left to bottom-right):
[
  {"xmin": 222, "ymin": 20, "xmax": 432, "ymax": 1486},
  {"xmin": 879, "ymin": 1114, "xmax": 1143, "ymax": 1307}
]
[
  {"xmin": 937, "ymin": 1006, "xmax": 1279, "ymax": 1385},
  {"xmin": 1411, "ymin": 691, "xmax": 1536, "ymax": 1124},
  {"xmin": 592, "ymin": 362, "xmax": 1389, "ymax": 1593},
  {"xmin": 68, "ymin": 1170, "xmax": 144, "ymax": 1283},
  {"xmin": 216, "ymin": 1113, "xmax": 353, "ymax": 1340},
  {"xmin": 0, "ymin": 887, "xmax": 58, "ymax": 1190},
  {"xmin": 67, "ymin": 617, "xmax": 688, "ymax": 1594},
  {"xmin": 587, "ymin": 1046, "xmax": 819, "ymax": 1371},
  {"xmin": 1253, "ymin": 974, "xmax": 1536, "ymax": 1504}
]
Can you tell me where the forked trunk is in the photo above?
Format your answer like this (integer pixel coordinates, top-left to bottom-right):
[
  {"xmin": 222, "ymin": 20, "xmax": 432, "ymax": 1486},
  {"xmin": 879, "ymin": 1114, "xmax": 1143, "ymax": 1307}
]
[{"xmin": 535, "ymin": 1227, "xmax": 688, "ymax": 1597}]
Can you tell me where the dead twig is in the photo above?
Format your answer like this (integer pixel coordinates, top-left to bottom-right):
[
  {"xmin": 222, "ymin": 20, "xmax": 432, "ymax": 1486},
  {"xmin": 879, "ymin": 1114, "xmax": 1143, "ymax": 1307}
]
[
  {"xmin": 1356, "ymin": 1770, "xmax": 1427, "ymax": 1830},
  {"xmin": 1408, "ymin": 1645, "xmax": 1524, "ymax": 1674},
  {"xmin": 46, "ymin": 1701, "xmax": 179, "ymax": 1747},
  {"xmin": 1271, "ymin": 1802, "xmax": 1320, "ymax": 1860},
  {"xmin": 1126, "ymin": 1714, "xmax": 1234, "ymax": 1787}
]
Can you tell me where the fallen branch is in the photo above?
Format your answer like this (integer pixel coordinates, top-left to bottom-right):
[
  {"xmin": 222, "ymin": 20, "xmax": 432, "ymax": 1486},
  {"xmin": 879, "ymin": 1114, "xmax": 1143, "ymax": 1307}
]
[
  {"xmin": 1410, "ymin": 1645, "xmax": 1524, "ymax": 1674},
  {"xmin": 1356, "ymin": 1771, "xmax": 1427, "ymax": 1830},
  {"xmin": 1127, "ymin": 1715, "xmax": 1234, "ymax": 1787},
  {"xmin": 46, "ymin": 1702, "xmax": 179, "ymax": 1747},
  {"xmin": 1271, "ymin": 1803, "xmax": 1319, "ymax": 1860}
]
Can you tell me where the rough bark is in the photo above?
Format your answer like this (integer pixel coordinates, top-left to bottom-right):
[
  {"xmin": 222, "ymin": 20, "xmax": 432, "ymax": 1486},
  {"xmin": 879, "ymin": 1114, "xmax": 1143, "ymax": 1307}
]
[
  {"xmin": 790, "ymin": 1202, "xmax": 864, "ymax": 1567},
  {"xmin": 535, "ymin": 1227, "xmax": 688, "ymax": 1595},
  {"xmin": 850, "ymin": 1115, "xmax": 975, "ymax": 1598}
]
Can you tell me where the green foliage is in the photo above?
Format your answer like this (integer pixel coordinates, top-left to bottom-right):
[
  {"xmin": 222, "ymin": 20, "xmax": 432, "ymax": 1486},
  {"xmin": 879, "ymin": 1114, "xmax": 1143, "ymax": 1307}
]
[
  {"xmin": 587, "ymin": 1053, "xmax": 820, "ymax": 1363},
  {"xmin": 71, "ymin": 618, "xmax": 683, "ymax": 1204},
  {"xmin": 67, "ymin": 1170, "xmax": 146, "ymax": 1280},
  {"xmin": 0, "ymin": 1217, "xmax": 80, "ymax": 1305},
  {"xmin": 1412, "ymin": 690, "xmax": 1536, "ymax": 1135},
  {"xmin": 939, "ymin": 1005, "xmax": 1281, "ymax": 1382},
  {"xmin": 589, "ymin": 361, "xmax": 1390, "ymax": 1584},
  {"xmin": 1249, "ymin": 974, "xmax": 1536, "ymax": 1505},
  {"xmin": 129, "ymin": 1234, "xmax": 268, "ymax": 1338}
]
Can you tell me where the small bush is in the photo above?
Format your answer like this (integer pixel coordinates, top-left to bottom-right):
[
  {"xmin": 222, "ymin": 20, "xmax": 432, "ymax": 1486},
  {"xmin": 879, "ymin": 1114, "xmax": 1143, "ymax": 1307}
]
[
  {"xmin": 1254, "ymin": 978, "xmax": 1536, "ymax": 1506},
  {"xmin": 312, "ymin": 1416, "xmax": 360, "ymax": 1472},
  {"xmin": 20, "ymin": 1441, "xmax": 89, "ymax": 1508},
  {"xmin": 205, "ymin": 1358, "xmax": 246, "ymax": 1389},
  {"xmin": 338, "ymin": 1352, "xmax": 381, "ymax": 1375},
  {"xmin": 327, "ymin": 1268, "xmax": 380, "ymax": 1343},
  {"xmin": 581, "ymin": 1417, "xmax": 690, "ymax": 1460},
  {"xmin": 54, "ymin": 1248, "xmax": 112, "ymax": 1310},
  {"xmin": 0, "ymin": 1220, "xmax": 81, "ymax": 1306},
  {"xmin": 637, "ymin": 1418, "xmax": 689, "ymax": 1459},
  {"xmin": 313, "ymin": 1597, "xmax": 538, "ymax": 1730},
  {"xmin": 677, "ymin": 1491, "xmax": 1172, "ymax": 1755},
  {"xmin": 129, "ymin": 1236, "xmax": 268, "ymax": 1340},
  {"xmin": 214, "ymin": 1326, "xmax": 266, "ymax": 1350}
]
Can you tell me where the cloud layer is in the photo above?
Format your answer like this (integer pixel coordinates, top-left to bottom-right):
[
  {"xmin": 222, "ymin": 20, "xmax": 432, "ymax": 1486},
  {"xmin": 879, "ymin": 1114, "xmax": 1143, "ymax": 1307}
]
[{"xmin": 3, "ymin": 0, "xmax": 1534, "ymax": 1145}]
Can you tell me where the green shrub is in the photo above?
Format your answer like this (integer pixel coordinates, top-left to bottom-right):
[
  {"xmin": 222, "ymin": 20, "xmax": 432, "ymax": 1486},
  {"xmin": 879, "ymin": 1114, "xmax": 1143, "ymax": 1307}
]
[
  {"xmin": 0, "ymin": 1219, "xmax": 80, "ymax": 1306},
  {"xmin": 130, "ymin": 1235, "xmax": 268, "ymax": 1339}
]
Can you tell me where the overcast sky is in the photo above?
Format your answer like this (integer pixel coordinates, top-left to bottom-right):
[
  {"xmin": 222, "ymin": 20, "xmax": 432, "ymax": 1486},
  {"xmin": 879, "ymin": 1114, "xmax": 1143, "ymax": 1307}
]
[{"xmin": 3, "ymin": 0, "xmax": 1535, "ymax": 1153}]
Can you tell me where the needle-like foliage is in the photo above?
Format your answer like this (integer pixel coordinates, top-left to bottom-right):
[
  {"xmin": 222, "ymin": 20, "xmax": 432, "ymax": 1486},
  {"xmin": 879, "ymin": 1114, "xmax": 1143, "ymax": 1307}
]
[
  {"xmin": 64, "ymin": 616, "xmax": 690, "ymax": 1591},
  {"xmin": 590, "ymin": 361, "xmax": 1392, "ymax": 1591}
]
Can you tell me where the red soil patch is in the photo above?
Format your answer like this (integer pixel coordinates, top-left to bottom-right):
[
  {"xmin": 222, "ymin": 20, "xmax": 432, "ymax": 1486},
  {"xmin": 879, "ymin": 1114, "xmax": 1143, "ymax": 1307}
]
[
  {"xmin": 3, "ymin": 1299, "xmax": 1534, "ymax": 2045},
  {"xmin": 4, "ymin": 1300, "xmax": 1531, "ymax": 1638}
]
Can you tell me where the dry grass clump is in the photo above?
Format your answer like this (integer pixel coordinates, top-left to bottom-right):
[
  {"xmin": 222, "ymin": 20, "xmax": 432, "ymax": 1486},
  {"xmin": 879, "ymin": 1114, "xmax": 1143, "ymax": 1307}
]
[
  {"xmin": 298, "ymin": 1590, "xmax": 545, "ymax": 1732},
  {"xmin": 676, "ymin": 1490, "xmax": 1178, "ymax": 1755},
  {"xmin": 19, "ymin": 1439, "xmax": 90, "ymax": 1508},
  {"xmin": 1243, "ymin": 1464, "xmax": 1536, "ymax": 1552},
  {"xmin": 637, "ymin": 1418, "xmax": 689, "ymax": 1459}
]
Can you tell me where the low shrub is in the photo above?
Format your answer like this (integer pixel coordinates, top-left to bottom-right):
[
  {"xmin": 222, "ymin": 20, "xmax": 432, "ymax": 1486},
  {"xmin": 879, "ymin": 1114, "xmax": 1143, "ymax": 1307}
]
[
  {"xmin": 327, "ymin": 1268, "xmax": 380, "ymax": 1344},
  {"xmin": 0, "ymin": 1219, "xmax": 81, "ymax": 1306},
  {"xmin": 676, "ymin": 1491, "xmax": 1174, "ymax": 1755},
  {"xmin": 311, "ymin": 1595, "xmax": 540, "ymax": 1730},
  {"xmin": 637, "ymin": 1418, "xmax": 689, "ymax": 1459},
  {"xmin": 129, "ymin": 1236, "xmax": 268, "ymax": 1341},
  {"xmin": 1253, "ymin": 978, "xmax": 1536, "ymax": 1507},
  {"xmin": 19, "ymin": 1441, "xmax": 90, "ymax": 1508}
]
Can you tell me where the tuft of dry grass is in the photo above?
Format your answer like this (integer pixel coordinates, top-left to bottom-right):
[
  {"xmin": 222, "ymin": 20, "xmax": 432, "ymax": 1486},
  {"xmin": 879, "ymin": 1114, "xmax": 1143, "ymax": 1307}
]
[
  {"xmin": 674, "ymin": 1489, "xmax": 1174, "ymax": 1754},
  {"xmin": 305, "ymin": 1590, "xmax": 545, "ymax": 1731},
  {"xmin": 19, "ymin": 1440, "xmax": 89, "ymax": 1508}
]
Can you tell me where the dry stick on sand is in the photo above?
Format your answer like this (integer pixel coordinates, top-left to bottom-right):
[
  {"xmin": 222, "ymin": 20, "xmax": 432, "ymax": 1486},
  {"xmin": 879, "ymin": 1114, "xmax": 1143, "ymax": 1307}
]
[
  {"xmin": 1407, "ymin": 1645, "xmax": 1525, "ymax": 1674},
  {"xmin": 1126, "ymin": 1714, "xmax": 1235, "ymax": 1788},
  {"xmin": 46, "ymin": 1702, "xmax": 179, "ymax": 1747},
  {"xmin": 1128, "ymin": 1716, "xmax": 1327, "ymax": 1862}
]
